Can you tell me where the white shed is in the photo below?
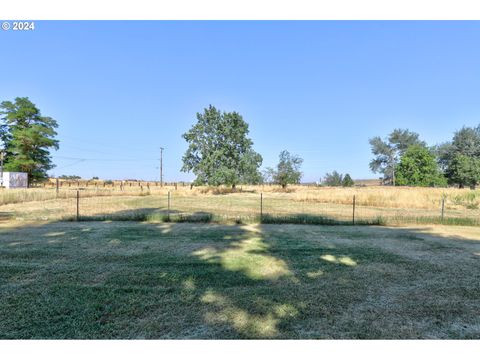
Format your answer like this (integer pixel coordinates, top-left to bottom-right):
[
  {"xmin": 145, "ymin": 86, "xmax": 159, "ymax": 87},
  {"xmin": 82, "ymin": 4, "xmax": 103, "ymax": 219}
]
[{"xmin": 1, "ymin": 172, "xmax": 28, "ymax": 188}]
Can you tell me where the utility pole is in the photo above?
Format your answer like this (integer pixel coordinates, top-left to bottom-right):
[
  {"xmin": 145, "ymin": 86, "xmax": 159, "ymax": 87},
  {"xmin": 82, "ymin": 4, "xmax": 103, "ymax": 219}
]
[{"xmin": 160, "ymin": 147, "xmax": 164, "ymax": 187}]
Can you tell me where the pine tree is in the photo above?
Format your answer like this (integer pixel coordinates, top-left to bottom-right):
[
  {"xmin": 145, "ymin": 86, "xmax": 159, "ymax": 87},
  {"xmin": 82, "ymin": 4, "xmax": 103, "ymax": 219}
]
[{"xmin": 0, "ymin": 97, "xmax": 59, "ymax": 185}]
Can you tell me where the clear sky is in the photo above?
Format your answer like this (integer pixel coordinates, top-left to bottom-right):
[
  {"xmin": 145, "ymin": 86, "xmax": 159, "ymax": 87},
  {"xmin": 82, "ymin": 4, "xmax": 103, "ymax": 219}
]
[{"xmin": 1, "ymin": 21, "xmax": 480, "ymax": 182}]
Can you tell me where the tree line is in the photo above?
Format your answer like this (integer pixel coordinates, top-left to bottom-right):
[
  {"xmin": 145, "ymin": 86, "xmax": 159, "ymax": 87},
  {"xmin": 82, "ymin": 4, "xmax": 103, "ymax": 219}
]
[
  {"xmin": 183, "ymin": 106, "xmax": 480, "ymax": 189},
  {"xmin": 182, "ymin": 105, "xmax": 352, "ymax": 188},
  {"xmin": 181, "ymin": 105, "xmax": 305, "ymax": 189},
  {"xmin": 2, "ymin": 98, "xmax": 479, "ymax": 189},
  {"xmin": 369, "ymin": 127, "xmax": 480, "ymax": 189}
]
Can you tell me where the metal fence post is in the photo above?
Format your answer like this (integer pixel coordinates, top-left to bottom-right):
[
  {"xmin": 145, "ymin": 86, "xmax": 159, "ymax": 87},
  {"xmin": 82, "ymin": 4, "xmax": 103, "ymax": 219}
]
[
  {"xmin": 167, "ymin": 191, "xmax": 171, "ymax": 219},
  {"xmin": 441, "ymin": 197, "xmax": 445, "ymax": 223},
  {"xmin": 76, "ymin": 190, "xmax": 80, "ymax": 221},
  {"xmin": 352, "ymin": 195, "xmax": 356, "ymax": 225},
  {"xmin": 260, "ymin": 192, "xmax": 263, "ymax": 222}
]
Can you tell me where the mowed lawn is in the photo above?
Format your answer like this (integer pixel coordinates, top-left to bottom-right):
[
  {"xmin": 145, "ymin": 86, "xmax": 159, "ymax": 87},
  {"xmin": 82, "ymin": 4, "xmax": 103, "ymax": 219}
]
[{"xmin": 0, "ymin": 221, "xmax": 479, "ymax": 339}]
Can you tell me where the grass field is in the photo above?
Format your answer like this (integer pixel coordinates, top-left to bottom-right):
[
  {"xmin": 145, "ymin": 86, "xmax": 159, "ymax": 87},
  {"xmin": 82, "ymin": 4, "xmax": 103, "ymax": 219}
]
[
  {"xmin": 1, "ymin": 221, "xmax": 479, "ymax": 339},
  {"xmin": 2, "ymin": 185, "xmax": 480, "ymax": 226}
]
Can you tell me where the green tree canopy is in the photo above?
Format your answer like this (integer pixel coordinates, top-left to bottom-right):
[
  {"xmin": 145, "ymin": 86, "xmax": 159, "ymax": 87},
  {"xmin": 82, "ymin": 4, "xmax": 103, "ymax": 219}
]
[
  {"xmin": 0, "ymin": 97, "xmax": 59, "ymax": 184},
  {"xmin": 445, "ymin": 154, "xmax": 480, "ymax": 189},
  {"xmin": 395, "ymin": 145, "xmax": 447, "ymax": 187},
  {"xmin": 449, "ymin": 126, "xmax": 480, "ymax": 157},
  {"xmin": 181, "ymin": 105, "xmax": 263, "ymax": 187},
  {"xmin": 436, "ymin": 125, "xmax": 480, "ymax": 188},
  {"xmin": 369, "ymin": 129, "xmax": 425, "ymax": 185},
  {"xmin": 266, "ymin": 150, "xmax": 303, "ymax": 188}
]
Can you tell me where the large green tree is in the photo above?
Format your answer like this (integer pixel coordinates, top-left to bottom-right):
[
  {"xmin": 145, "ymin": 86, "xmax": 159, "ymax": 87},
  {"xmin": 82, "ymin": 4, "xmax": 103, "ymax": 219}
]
[
  {"xmin": 369, "ymin": 129, "xmax": 425, "ymax": 185},
  {"xmin": 436, "ymin": 125, "xmax": 480, "ymax": 188},
  {"xmin": 266, "ymin": 150, "xmax": 303, "ymax": 188},
  {"xmin": 181, "ymin": 105, "xmax": 262, "ymax": 187},
  {"xmin": 445, "ymin": 154, "xmax": 480, "ymax": 189},
  {"xmin": 0, "ymin": 97, "xmax": 59, "ymax": 184},
  {"xmin": 395, "ymin": 145, "xmax": 447, "ymax": 187}
]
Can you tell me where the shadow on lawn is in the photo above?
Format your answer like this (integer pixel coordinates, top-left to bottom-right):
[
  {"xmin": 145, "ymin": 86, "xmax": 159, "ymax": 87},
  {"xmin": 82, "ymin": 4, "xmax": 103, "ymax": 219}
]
[
  {"xmin": 75, "ymin": 207, "xmax": 215, "ymax": 223},
  {"xmin": 73, "ymin": 205, "xmax": 381, "ymax": 226},
  {"xmin": 0, "ymin": 212, "xmax": 479, "ymax": 339}
]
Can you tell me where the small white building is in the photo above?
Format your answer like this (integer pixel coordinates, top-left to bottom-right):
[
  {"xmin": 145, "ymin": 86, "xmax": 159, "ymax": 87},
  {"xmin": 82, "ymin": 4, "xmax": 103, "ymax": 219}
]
[{"xmin": 1, "ymin": 172, "xmax": 28, "ymax": 188}]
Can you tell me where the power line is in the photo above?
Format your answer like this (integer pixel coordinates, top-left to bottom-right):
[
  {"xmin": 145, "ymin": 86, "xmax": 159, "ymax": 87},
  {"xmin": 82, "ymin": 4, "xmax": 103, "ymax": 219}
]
[
  {"xmin": 54, "ymin": 159, "xmax": 86, "ymax": 170},
  {"xmin": 56, "ymin": 144, "xmax": 114, "ymax": 155},
  {"xmin": 59, "ymin": 135, "xmax": 155, "ymax": 154},
  {"xmin": 52, "ymin": 155, "xmax": 157, "ymax": 162}
]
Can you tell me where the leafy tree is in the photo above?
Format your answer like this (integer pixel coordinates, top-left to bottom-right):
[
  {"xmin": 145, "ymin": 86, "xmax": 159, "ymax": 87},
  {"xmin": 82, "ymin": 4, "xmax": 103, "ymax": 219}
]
[
  {"xmin": 181, "ymin": 105, "xmax": 262, "ymax": 187},
  {"xmin": 436, "ymin": 125, "xmax": 480, "ymax": 187},
  {"xmin": 449, "ymin": 126, "xmax": 480, "ymax": 157},
  {"xmin": 369, "ymin": 129, "xmax": 425, "ymax": 185},
  {"xmin": 434, "ymin": 141, "xmax": 454, "ymax": 171},
  {"xmin": 445, "ymin": 154, "xmax": 480, "ymax": 189},
  {"xmin": 268, "ymin": 150, "xmax": 303, "ymax": 188},
  {"xmin": 322, "ymin": 171, "xmax": 343, "ymax": 186},
  {"xmin": 342, "ymin": 173, "xmax": 355, "ymax": 187},
  {"xmin": 239, "ymin": 150, "xmax": 264, "ymax": 184},
  {"xmin": 395, "ymin": 145, "xmax": 447, "ymax": 187},
  {"xmin": 0, "ymin": 97, "xmax": 59, "ymax": 185}
]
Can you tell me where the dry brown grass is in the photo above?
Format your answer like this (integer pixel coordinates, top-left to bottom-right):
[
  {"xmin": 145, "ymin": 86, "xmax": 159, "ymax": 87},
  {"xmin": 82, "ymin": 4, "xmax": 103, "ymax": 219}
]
[
  {"xmin": 245, "ymin": 185, "xmax": 475, "ymax": 210},
  {"xmin": 2, "ymin": 184, "xmax": 480, "ymax": 225},
  {"xmin": 29, "ymin": 182, "xmax": 480, "ymax": 209}
]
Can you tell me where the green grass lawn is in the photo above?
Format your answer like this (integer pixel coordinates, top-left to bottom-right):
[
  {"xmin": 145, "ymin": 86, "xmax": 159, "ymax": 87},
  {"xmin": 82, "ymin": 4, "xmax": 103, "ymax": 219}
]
[{"xmin": 0, "ymin": 221, "xmax": 479, "ymax": 339}]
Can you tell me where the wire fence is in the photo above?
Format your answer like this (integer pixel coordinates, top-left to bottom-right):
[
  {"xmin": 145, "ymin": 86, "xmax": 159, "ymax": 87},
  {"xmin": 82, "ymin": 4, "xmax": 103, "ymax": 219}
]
[{"xmin": 1, "ymin": 188, "xmax": 479, "ymax": 226}]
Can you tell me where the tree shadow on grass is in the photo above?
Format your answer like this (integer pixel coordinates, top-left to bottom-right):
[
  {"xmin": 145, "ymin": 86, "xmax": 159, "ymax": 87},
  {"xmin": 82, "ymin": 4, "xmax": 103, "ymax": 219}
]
[
  {"xmin": 74, "ymin": 206, "xmax": 380, "ymax": 226},
  {"xmin": 0, "ymin": 211, "xmax": 15, "ymax": 222},
  {"xmin": 0, "ymin": 212, "xmax": 479, "ymax": 339},
  {"xmin": 76, "ymin": 208, "xmax": 215, "ymax": 223}
]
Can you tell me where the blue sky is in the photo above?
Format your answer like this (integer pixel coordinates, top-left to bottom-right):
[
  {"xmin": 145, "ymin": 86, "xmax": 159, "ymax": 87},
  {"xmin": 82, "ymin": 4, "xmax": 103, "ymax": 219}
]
[{"xmin": 1, "ymin": 21, "xmax": 480, "ymax": 182}]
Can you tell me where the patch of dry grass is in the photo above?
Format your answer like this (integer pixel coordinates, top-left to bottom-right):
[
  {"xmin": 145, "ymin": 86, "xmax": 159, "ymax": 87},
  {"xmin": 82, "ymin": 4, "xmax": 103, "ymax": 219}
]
[
  {"xmin": 21, "ymin": 184, "xmax": 480, "ymax": 209},
  {"xmin": 1, "ymin": 185, "xmax": 480, "ymax": 226}
]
